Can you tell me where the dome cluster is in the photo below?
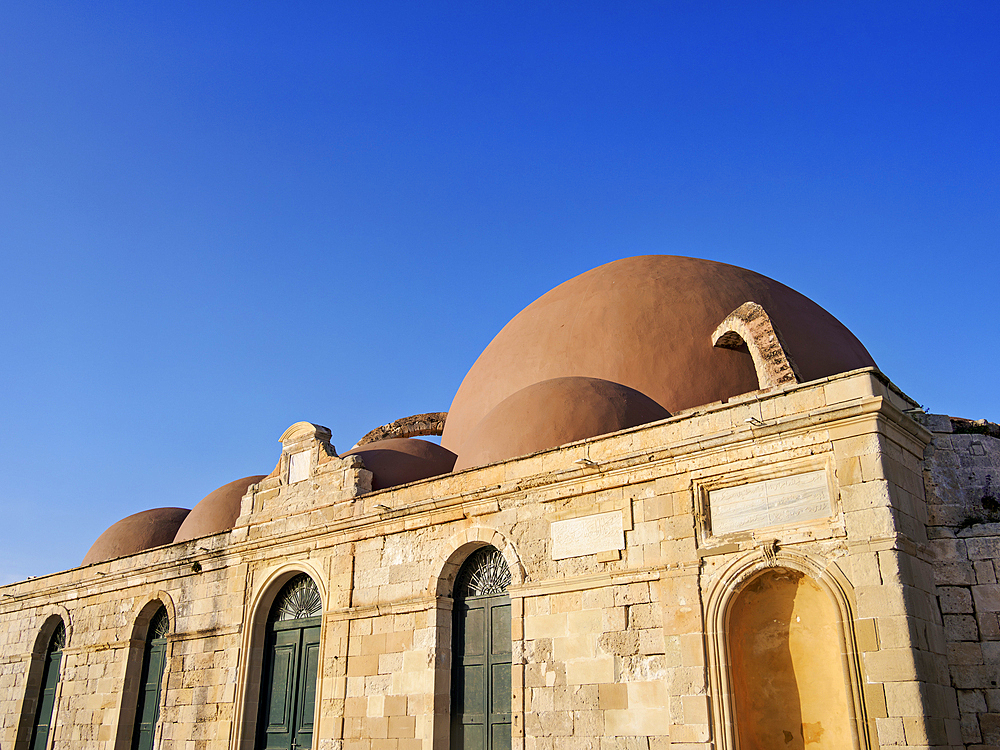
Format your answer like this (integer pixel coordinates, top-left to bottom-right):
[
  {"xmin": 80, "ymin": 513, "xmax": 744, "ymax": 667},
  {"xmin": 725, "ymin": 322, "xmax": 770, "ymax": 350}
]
[
  {"xmin": 82, "ymin": 255, "xmax": 876, "ymax": 565},
  {"xmin": 82, "ymin": 476, "xmax": 265, "ymax": 566},
  {"xmin": 441, "ymin": 255, "xmax": 874, "ymax": 461}
]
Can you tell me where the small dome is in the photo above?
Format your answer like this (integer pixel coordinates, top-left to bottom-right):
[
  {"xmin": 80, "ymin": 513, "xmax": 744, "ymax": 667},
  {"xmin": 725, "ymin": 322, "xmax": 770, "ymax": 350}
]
[
  {"xmin": 442, "ymin": 256, "xmax": 876, "ymax": 456},
  {"xmin": 341, "ymin": 438, "xmax": 457, "ymax": 490},
  {"xmin": 454, "ymin": 377, "xmax": 670, "ymax": 471},
  {"xmin": 173, "ymin": 475, "xmax": 266, "ymax": 543},
  {"xmin": 82, "ymin": 507, "xmax": 190, "ymax": 566}
]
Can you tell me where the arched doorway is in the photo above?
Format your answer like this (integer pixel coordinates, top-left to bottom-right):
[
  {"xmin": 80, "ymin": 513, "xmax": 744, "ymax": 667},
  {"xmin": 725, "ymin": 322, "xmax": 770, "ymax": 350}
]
[
  {"xmin": 451, "ymin": 546, "xmax": 511, "ymax": 750},
  {"xmin": 29, "ymin": 620, "xmax": 65, "ymax": 750},
  {"xmin": 256, "ymin": 574, "xmax": 322, "ymax": 750},
  {"xmin": 728, "ymin": 568, "xmax": 856, "ymax": 750},
  {"xmin": 131, "ymin": 608, "xmax": 169, "ymax": 750}
]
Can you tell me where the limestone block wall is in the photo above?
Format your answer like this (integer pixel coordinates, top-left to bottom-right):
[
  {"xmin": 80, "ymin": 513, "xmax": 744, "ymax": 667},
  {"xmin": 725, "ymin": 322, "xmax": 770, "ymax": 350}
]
[
  {"xmin": 0, "ymin": 539, "xmax": 247, "ymax": 750},
  {"xmin": 921, "ymin": 415, "xmax": 1000, "ymax": 749},
  {"xmin": 0, "ymin": 370, "xmax": 969, "ymax": 750},
  {"xmin": 685, "ymin": 371, "xmax": 958, "ymax": 749}
]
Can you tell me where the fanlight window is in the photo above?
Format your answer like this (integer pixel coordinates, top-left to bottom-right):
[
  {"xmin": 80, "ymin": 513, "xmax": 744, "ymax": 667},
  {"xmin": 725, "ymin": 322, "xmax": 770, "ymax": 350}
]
[
  {"xmin": 49, "ymin": 621, "xmax": 66, "ymax": 651},
  {"xmin": 130, "ymin": 607, "xmax": 169, "ymax": 750},
  {"xmin": 270, "ymin": 574, "xmax": 323, "ymax": 621},
  {"xmin": 149, "ymin": 608, "xmax": 170, "ymax": 640},
  {"xmin": 454, "ymin": 547, "xmax": 511, "ymax": 598}
]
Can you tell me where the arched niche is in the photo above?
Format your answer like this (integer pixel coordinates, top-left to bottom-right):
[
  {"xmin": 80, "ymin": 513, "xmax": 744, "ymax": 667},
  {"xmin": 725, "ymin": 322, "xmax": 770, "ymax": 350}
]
[
  {"xmin": 450, "ymin": 547, "xmax": 513, "ymax": 750},
  {"xmin": 428, "ymin": 527, "xmax": 524, "ymax": 750},
  {"xmin": 233, "ymin": 562, "xmax": 327, "ymax": 750},
  {"xmin": 705, "ymin": 549, "xmax": 872, "ymax": 750},
  {"xmin": 14, "ymin": 608, "xmax": 71, "ymax": 750},
  {"xmin": 114, "ymin": 598, "xmax": 173, "ymax": 750}
]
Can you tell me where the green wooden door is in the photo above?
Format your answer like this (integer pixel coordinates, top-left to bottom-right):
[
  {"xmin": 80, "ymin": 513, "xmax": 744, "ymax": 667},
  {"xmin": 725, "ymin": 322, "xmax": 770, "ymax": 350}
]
[
  {"xmin": 452, "ymin": 596, "xmax": 511, "ymax": 750},
  {"xmin": 451, "ymin": 547, "xmax": 512, "ymax": 750},
  {"xmin": 29, "ymin": 622, "xmax": 65, "ymax": 750},
  {"xmin": 132, "ymin": 609, "xmax": 169, "ymax": 750},
  {"xmin": 257, "ymin": 574, "xmax": 323, "ymax": 750},
  {"xmin": 259, "ymin": 621, "xmax": 320, "ymax": 750}
]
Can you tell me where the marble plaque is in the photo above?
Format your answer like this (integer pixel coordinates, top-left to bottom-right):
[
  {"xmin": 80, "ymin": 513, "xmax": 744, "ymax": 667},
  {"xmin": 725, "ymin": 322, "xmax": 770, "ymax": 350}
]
[
  {"xmin": 551, "ymin": 511, "xmax": 625, "ymax": 560},
  {"xmin": 709, "ymin": 469, "xmax": 831, "ymax": 535},
  {"xmin": 288, "ymin": 450, "xmax": 311, "ymax": 484}
]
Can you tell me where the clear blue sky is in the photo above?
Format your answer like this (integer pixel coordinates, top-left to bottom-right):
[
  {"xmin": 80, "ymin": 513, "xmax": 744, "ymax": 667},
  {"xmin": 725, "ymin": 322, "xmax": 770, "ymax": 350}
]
[{"xmin": 1, "ymin": 2, "xmax": 997, "ymax": 584}]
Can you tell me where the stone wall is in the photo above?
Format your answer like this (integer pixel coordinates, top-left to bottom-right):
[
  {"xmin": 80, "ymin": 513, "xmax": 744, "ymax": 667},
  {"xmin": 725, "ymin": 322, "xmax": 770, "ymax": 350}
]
[
  {"xmin": 0, "ymin": 370, "xmax": 973, "ymax": 750},
  {"xmin": 921, "ymin": 415, "xmax": 1000, "ymax": 749}
]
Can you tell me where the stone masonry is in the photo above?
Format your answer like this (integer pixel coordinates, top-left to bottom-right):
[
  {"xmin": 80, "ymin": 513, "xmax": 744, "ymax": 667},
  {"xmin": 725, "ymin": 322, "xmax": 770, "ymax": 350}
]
[
  {"xmin": 0, "ymin": 369, "xmax": 990, "ymax": 749},
  {"xmin": 919, "ymin": 414, "xmax": 1000, "ymax": 749}
]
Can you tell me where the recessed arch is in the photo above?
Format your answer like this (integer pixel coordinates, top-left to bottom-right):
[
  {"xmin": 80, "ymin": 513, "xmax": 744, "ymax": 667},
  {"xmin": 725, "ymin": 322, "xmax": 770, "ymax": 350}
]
[
  {"xmin": 431, "ymin": 526, "xmax": 525, "ymax": 598},
  {"xmin": 114, "ymin": 598, "xmax": 173, "ymax": 750},
  {"xmin": 704, "ymin": 548, "xmax": 872, "ymax": 750},
  {"xmin": 28, "ymin": 605, "xmax": 73, "ymax": 654},
  {"xmin": 428, "ymin": 529, "xmax": 523, "ymax": 750},
  {"xmin": 233, "ymin": 562, "xmax": 328, "ymax": 750},
  {"xmin": 15, "ymin": 611, "xmax": 69, "ymax": 750},
  {"xmin": 450, "ymin": 546, "xmax": 513, "ymax": 750}
]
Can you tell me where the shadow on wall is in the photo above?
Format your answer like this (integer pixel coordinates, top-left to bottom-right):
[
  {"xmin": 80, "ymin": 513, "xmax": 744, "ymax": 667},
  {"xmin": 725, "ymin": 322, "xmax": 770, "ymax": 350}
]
[{"xmin": 729, "ymin": 569, "xmax": 854, "ymax": 750}]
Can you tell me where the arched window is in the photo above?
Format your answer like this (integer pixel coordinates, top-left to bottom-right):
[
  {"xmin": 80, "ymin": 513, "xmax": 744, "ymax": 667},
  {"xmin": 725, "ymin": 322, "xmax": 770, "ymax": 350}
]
[
  {"xmin": 29, "ymin": 620, "xmax": 65, "ymax": 750},
  {"xmin": 130, "ymin": 608, "xmax": 169, "ymax": 750},
  {"xmin": 256, "ymin": 574, "xmax": 322, "ymax": 750},
  {"xmin": 451, "ymin": 546, "xmax": 511, "ymax": 750}
]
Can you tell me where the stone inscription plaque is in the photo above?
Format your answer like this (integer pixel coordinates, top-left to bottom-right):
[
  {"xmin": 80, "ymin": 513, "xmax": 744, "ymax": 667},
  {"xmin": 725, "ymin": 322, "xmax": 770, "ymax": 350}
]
[
  {"xmin": 551, "ymin": 511, "xmax": 625, "ymax": 560},
  {"xmin": 288, "ymin": 450, "xmax": 311, "ymax": 484},
  {"xmin": 709, "ymin": 469, "xmax": 831, "ymax": 536}
]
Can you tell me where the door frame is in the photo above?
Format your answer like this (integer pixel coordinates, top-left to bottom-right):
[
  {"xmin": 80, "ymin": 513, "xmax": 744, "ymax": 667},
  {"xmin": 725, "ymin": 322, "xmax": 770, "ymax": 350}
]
[{"xmin": 234, "ymin": 564, "xmax": 327, "ymax": 750}]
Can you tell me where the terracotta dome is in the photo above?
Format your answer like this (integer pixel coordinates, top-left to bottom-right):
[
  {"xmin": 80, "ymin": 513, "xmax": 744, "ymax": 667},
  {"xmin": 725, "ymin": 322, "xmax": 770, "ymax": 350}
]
[
  {"xmin": 173, "ymin": 475, "xmax": 266, "ymax": 543},
  {"xmin": 82, "ymin": 507, "xmax": 191, "ymax": 566},
  {"xmin": 442, "ymin": 256, "xmax": 876, "ymax": 455},
  {"xmin": 341, "ymin": 438, "xmax": 457, "ymax": 490},
  {"xmin": 453, "ymin": 377, "xmax": 671, "ymax": 471}
]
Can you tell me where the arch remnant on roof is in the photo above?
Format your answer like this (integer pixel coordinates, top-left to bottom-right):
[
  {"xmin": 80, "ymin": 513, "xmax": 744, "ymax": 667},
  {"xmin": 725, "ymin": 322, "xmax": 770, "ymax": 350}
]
[
  {"xmin": 712, "ymin": 302, "xmax": 802, "ymax": 390},
  {"xmin": 355, "ymin": 412, "xmax": 448, "ymax": 447}
]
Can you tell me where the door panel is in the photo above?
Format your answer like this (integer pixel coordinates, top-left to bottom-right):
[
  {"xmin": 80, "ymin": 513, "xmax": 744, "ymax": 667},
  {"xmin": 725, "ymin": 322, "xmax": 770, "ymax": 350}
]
[
  {"xmin": 463, "ymin": 606, "xmax": 486, "ymax": 657},
  {"xmin": 258, "ymin": 618, "xmax": 321, "ymax": 750},
  {"xmin": 452, "ymin": 594, "xmax": 511, "ymax": 750},
  {"xmin": 490, "ymin": 603, "xmax": 510, "ymax": 653},
  {"xmin": 491, "ymin": 721, "xmax": 512, "ymax": 750},
  {"xmin": 460, "ymin": 665, "xmax": 486, "ymax": 719},
  {"xmin": 265, "ymin": 638, "xmax": 297, "ymax": 734},
  {"xmin": 294, "ymin": 626, "xmax": 321, "ymax": 749},
  {"xmin": 490, "ymin": 663, "xmax": 511, "ymax": 713}
]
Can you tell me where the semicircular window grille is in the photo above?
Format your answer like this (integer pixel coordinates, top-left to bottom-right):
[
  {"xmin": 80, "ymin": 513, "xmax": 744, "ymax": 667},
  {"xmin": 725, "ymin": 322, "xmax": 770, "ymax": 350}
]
[
  {"xmin": 49, "ymin": 621, "xmax": 66, "ymax": 653},
  {"xmin": 149, "ymin": 608, "xmax": 169, "ymax": 641},
  {"xmin": 455, "ymin": 547, "xmax": 511, "ymax": 598},
  {"xmin": 271, "ymin": 574, "xmax": 322, "ymax": 621}
]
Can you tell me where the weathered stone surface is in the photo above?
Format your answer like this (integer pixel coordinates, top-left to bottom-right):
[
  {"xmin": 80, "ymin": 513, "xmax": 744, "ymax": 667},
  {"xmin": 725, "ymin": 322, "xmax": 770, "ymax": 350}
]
[{"xmin": 0, "ymin": 374, "xmax": 986, "ymax": 750}]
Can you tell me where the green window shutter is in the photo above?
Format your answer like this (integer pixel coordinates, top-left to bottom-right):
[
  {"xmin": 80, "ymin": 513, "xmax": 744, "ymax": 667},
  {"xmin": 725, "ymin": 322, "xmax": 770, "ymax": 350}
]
[{"xmin": 29, "ymin": 622, "xmax": 65, "ymax": 750}]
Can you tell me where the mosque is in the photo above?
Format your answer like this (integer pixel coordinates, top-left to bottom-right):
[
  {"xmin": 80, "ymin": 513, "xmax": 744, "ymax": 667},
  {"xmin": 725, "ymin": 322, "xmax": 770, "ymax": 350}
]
[{"xmin": 1, "ymin": 255, "xmax": 997, "ymax": 750}]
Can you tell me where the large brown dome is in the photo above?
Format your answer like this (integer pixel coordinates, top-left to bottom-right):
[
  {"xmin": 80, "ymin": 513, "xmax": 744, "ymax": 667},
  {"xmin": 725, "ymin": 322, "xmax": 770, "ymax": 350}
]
[
  {"xmin": 442, "ymin": 256, "xmax": 876, "ymax": 455},
  {"xmin": 453, "ymin": 377, "xmax": 671, "ymax": 471},
  {"xmin": 173, "ymin": 475, "xmax": 266, "ymax": 543},
  {"xmin": 341, "ymin": 438, "xmax": 457, "ymax": 490},
  {"xmin": 82, "ymin": 507, "xmax": 191, "ymax": 566}
]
